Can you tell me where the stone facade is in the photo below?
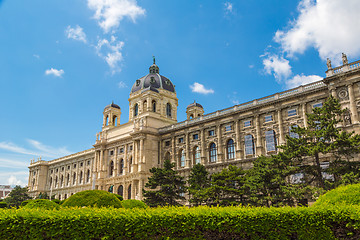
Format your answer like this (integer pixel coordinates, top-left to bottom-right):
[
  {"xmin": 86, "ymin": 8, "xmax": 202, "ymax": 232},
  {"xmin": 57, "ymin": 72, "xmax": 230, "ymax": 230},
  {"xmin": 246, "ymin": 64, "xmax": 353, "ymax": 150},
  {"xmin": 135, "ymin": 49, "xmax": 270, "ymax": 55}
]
[{"xmin": 28, "ymin": 56, "xmax": 360, "ymax": 200}]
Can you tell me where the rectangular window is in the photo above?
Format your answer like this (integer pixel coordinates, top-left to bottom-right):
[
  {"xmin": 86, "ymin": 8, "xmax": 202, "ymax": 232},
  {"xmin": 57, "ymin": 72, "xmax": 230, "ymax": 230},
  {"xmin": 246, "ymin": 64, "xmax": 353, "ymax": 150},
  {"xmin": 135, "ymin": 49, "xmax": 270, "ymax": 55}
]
[
  {"xmin": 193, "ymin": 134, "xmax": 199, "ymax": 140},
  {"xmin": 244, "ymin": 120, "xmax": 251, "ymax": 127},
  {"xmin": 264, "ymin": 115, "xmax": 273, "ymax": 123},
  {"xmin": 80, "ymin": 162, "xmax": 83, "ymax": 167},
  {"xmin": 165, "ymin": 141, "xmax": 170, "ymax": 146},
  {"xmin": 178, "ymin": 137, "xmax": 184, "ymax": 143},
  {"xmin": 119, "ymin": 148, "xmax": 124, "ymax": 153},
  {"xmin": 245, "ymin": 135, "xmax": 255, "ymax": 155},
  {"xmin": 109, "ymin": 150, "xmax": 114, "ymax": 156},
  {"xmin": 288, "ymin": 109, "xmax": 297, "ymax": 117},
  {"xmin": 129, "ymin": 146, "xmax": 133, "ymax": 151},
  {"xmin": 67, "ymin": 166, "xmax": 70, "ymax": 170},
  {"xmin": 225, "ymin": 125, "xmax": 232, "ymax": 132},
  {"xmin": 208, "ymin": 130, "xmax": 215, "ymax": 136},
  {"xmin": 313, "ymin": 102, "xmax": 323, "ymax": 108},
  {"xmin": 289, "ymin": 125, "xmax": 299, "ymax": 139},
  {"xmin": 265, "ymin": 130, "xmax": 277, "ymax": 152},
  {"xmin": 87, "ymin": 160, "xmax": 90, "ymax": 166}
]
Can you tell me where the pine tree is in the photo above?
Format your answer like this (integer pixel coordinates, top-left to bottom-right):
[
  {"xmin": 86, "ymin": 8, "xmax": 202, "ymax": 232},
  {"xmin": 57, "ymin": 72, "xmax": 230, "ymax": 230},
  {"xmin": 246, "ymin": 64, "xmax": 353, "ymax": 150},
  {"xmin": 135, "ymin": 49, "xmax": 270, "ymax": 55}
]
[
  {"xmin": 143, "ymin": 159, "xmax": 186, "ymax": 207},
  {"xmin": 5, "ymin": 185, "xmax": 31, "ymax": 208},
  {"xmin": 187, "ymin": 163, "xmax": 210, "ymax": 206},
  {"xmin": 279, "ymin": 96, "xmax": 360, "ymax": 190}
]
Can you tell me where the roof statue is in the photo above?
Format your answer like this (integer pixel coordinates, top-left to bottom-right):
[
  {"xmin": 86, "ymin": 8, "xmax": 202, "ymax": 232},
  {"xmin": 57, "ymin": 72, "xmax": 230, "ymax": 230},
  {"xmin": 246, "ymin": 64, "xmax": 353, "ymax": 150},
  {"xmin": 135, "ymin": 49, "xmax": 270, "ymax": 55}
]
[
  {"xmin": 326, "ymin": 58, "xmax": 332, "ymax": 70},
  {"xmin": 342, "ymin": 53, "xmax": 348, "ymax": 65}
]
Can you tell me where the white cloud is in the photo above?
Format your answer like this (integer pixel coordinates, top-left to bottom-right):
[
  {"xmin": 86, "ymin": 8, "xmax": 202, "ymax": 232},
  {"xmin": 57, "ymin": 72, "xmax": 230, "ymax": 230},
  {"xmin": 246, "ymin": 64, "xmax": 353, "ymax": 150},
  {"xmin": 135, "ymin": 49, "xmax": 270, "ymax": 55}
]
[
  {"xmin": 274, "ymin": 0, "xmax": 360, "ymax": 64},
  {"xmin": 0, "ymin": 140, "xmax": 71, "ymax": 159},
  {"xmin": 224, "ymin": 2, "xmax": 233, "ymax": 14},
  {"xmin": 263, "ymin": 55, "xmax": 292, "ymax": 82},
  {"xmin": 0, "ymin": 158, "xmax": 28, "ymax": 169},
  {"xmin": 65, "ymin": 25, "xmax": 87, "ymax": 43},
  {"xmin": 33, "ymin": 54, "xmax": 40, "ymax": 59},
  {"xmin": 87, "ymin": 0, "xmax": 145, "ymax": 33},
  {"xmin": 96, "ymin": 36, "xmax": 124, "ymax": 74},
  {"xmin": 45, "ymin": 68, "xmax": 64, "ymax": 77},
  {"xmin": 7, "ymin": 175, "xmax": 25, "ymax": 186},
  {"xmin": 286, "ymin": 74, "xmax": 323, "ymax": 89},
  {"xmin": 118, "ymin": 81, "xmax": 127, "ymax": 88},
  {"xmin": 190, "ymin": 82, "xmax": 214, "ymax": 95}
]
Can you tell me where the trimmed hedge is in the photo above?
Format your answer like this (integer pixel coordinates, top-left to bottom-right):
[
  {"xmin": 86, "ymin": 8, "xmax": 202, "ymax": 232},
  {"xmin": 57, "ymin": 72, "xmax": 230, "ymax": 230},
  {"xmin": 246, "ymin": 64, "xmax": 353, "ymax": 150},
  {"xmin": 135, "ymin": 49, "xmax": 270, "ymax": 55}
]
[
  {"xmin": 1, "ymin": 205, "xmax": 360, "ymax": 239},
  {"xmin": 121, "ymin": 199, "xmax": 147, "ymax": 209},
  {"xmin": 314, "ymin": 183, "xmax": 360, "ymax": 207},
  {"xmin": 22, "ymin": 199, "xmax": 60, "ymax": 210},
  {"xmin": 62, "ymin": 190, "xmax": 122, "ymax": 208},
  {"xmin": 0, "ymin": 202, "xmax": 7, "ymax": 208}
]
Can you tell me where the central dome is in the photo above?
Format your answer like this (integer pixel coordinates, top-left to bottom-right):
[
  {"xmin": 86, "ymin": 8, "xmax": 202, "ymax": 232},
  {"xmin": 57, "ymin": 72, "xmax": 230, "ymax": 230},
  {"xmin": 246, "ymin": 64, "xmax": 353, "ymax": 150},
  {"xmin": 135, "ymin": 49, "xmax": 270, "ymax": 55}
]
[{"xmin": 130, "ymin": 59, "xmax": 175, "ymax": 94}]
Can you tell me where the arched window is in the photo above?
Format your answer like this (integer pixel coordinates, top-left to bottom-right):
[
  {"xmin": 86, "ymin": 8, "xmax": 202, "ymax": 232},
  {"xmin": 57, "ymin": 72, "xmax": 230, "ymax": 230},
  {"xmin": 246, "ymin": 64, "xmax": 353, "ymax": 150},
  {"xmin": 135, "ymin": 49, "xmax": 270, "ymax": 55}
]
[
  {"xmin": 108, "ymin": 185, "xmax": 114, "ymax": 193},
  {"xmin": 190, "ymin": 114, "xmax": 194, "ymax": 119},
  {"xmin": 73, "ymin": 173, "xmax": 76, "ymax": 185},
  {"xmin": 265, "ymin": 130, "xmax": 277, "ymax": 152},
  {"xmin": 129, "ymin": 157, "xmax": 132, "ymax": 173},
  {"xmin": 49, "ymin": 177, "xmax": 52, "ymax": 188},
  {"xmin": 119, "ymin": 159, "xmax": 124, "ymax": 175},
  {"xmin": 66, "ymin": 173, "xmax": 70, "ymax": 186},
  {"xmin": 194, "ymin": 146, "xmax": 201, "ymax": 164},
  {"xmin": 152, "ymin": 100, "xmax": 156, "ymax": 112},
  {"xmin": 289, "ymin": 125, "xmax": 299, "ymax": 139},
  {"xmin": 227, "ymin": 139, "xmax": 235, "ymax": 159},
  {"xmin": 209, "ymin": 143, "xmax": 217, "ymax": 162},
  {"xmin": 86, "ymin": 169, "xmax": 90, "ymax": 183},
  {"xmin": 164, "ymin": 152, "xmax": 171, "ymax": 161},
  {"xmin": 79, "ymin": 171, "xmax": 83, "ymax": 184},
  {"xmin": 60, "ymin": 175, "xmax": 63, "ymax": 187},
  {"xmin": 245, "ymin": 135, "xmax": 255, "ymax": 155},
  {"xmin": 134, "ymin": 104, "xmax": 138, "ymax": 117},
  {"xmin": 128, "ymin": 184, "xmax": 132, "ymax": 199},
  {"xmin": 113, "ymin": 116, "xmax": 117, "ymax": 126},
  {"xmin": 64, "ymin": 194, "xmax": 67, "ymax": 199},
  {"xmin": 106, "ymin": 116, "xmax": 109, "ymax": 126},
  {"xmin": 118, "ymin": 185, "xmax": 124, "ymax": 196},
  {"xmin": 179, "ymin": 149, "xmax": 185, "ymax": 167},
  {"xmin": 109, "ymin": 161, "xmax": 114, "ymax": 177},
  {"xmin": 166, "ymin": 103, "xmax": 172, "ymax": 117},
  {"xmin": 55, "ymin": 176, "xmax": 58, "ymax": 188},
  {"xmin": 143, "ymin": 100, "xmax": 147, "ymax": 112}
]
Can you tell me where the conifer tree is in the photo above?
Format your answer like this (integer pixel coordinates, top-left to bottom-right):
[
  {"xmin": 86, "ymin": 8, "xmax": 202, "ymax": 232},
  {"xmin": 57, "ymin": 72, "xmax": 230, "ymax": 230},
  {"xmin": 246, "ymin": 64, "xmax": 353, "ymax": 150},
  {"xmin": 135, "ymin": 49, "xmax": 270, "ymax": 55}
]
[
  {"xmin": 187, "ymin": 163, "xmax": 210, "ymax": 206},
  {"xmin": 5, "ymin": 185, "xmax": 31, "ymax": 208},
  {"xmin": 143, "ymin": 159, "xmax": 186, "ymax": 207}
]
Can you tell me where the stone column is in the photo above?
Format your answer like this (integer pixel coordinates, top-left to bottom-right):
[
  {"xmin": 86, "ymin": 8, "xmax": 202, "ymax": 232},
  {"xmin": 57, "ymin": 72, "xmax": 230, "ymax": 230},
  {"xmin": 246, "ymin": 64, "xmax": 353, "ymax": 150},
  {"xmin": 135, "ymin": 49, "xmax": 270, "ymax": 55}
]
[
  {"xmin": 99, "ymin": 150, "xmax": 104, "ymax": 177},
  {"xmin": 201, "ymin": 128, "xmax": 206, "ymax": 164},
  {"xmin": 255, "ymin": 115, "xmax": 263, "ymax": 156},
  {"xmin": 235, "ymin": 120, "xmax": 242, "ymax": 159},
  {"xmin": 217, "ymin": 124, "xmax": 224, "ymax": 162},
  {"xmin": 277, "ymin": 109, "xmax": 285, "ymax": 145},
  {"xmin": 185, "ymin": 132, "xmax": 190, "ymax": 168},
  {"xmin": 172, "ymin": 136, "xmax": 176, "ymax": 165},
  {"xmin": 114, "ymin": 148, "xmax": 118, "ymax": 176},
  {"xmin": 348, "ymin": 83, "xmax": 359, "ymax": 124},
  {"xmin": 139, "ymin": 179, "xmax": 144, "ymax": 200},
  {"xmin": 302, "ymin": 103, "xmax": 308, "ymax": 128}
]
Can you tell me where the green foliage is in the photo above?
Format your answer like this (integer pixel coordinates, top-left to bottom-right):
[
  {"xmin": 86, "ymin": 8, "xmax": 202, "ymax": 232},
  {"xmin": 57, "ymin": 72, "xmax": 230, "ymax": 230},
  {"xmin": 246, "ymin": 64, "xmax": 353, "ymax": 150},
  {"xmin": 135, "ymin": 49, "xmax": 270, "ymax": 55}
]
[
  {"xmin": 187, "ymin": 163, "xmax": 210, "ymax": 206},
  {"xmin": 113, "ymin": 194, "xmax": 124, "ymax": 201},
  {"xmin": 206, "ymin": 165, "xmax": 247, "ymax": 206},
  {"xmin": 22, "ymin": 199, "xmax": 60, "ymax": 210},
  {"xmin": 314, "ymin": 183, "xmax": 360, "ymax": 206},
  {"xmin": 20, "ymin": 200, "xmax": 31, "ymax": 207},
  {"xmin": 1, "ymin": 206, "xmax": 360, "ymax": 239},
  {"xmin": 143, "ymin": 159, "xmax": 186, "ymax": 207},
  {"xmin": 121, "ymin": 200, "xmax": 147, "ymax": 209},
  {"xmin": 4, "ymin": 185, "xmax": 31, "ymax": 208},
  {"xmin": 0, "ymin": 202, "xmax": 7, "ymax": 208},
  {"xmin": 51, "ymin": 199, "xmax": 61, "ymax": 204},
  {"xmin": 62, "ymin": 190, "xmax": 122, "ymax": 208}
]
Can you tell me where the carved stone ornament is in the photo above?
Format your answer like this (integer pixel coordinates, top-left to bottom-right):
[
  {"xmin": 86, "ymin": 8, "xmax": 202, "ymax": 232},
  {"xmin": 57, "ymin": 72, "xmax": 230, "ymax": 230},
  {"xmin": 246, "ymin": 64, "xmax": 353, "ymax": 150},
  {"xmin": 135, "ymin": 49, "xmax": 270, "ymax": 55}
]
[{"xmin": 337, "ymin": 87, "xmax": 349, "ymax": 101}]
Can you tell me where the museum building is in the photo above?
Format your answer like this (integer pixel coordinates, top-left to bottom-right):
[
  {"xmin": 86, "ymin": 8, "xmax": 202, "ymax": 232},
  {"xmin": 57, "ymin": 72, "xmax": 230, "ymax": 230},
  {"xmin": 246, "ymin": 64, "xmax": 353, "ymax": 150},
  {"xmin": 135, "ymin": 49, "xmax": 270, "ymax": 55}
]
[{"xmin": 28, "ymin": 55, "xmax": 360, "ymax": 200}]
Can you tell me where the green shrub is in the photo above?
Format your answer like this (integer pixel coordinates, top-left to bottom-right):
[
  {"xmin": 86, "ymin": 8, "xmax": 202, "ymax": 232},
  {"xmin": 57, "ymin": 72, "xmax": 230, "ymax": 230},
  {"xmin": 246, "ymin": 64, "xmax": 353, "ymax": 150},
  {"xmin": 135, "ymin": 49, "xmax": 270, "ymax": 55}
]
[
  {"xmin": 314, "ymin": 183, "xmax": 360, "ymax": 206},
  {"xmin": 51, "ymin": 199, "xmax": 61, "ymax": 204},
  {"xmin": 121, "ymin": 199, "xmax": 147, "ymax": 209},
  {"xmin": 62, "ymin": 190, "xmax": 122, "ymax": 208},
  {"xmin": 20, "ymin": 200, "xmax": 32, "ymax": 207},
  {"xmin": 0, "ymin": 202, "xmax": 7, "ymax": 208},
  {"xmin": 1, "ymin": 206, "xmax": 360, "ymax": 239},
  {"xmin": 113, "ymin": 194, "xmax": 123, "ymax": 201},
  {"xmin": 23, "ymin": 199, "xmax": 60, "ymax": 210}
]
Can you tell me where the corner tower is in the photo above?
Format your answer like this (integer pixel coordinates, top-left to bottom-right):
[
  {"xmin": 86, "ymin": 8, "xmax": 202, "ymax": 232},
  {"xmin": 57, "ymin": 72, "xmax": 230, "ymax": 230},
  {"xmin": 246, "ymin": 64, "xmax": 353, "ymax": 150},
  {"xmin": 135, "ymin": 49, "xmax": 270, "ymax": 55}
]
[
  {"xmin": 102, "ymin": 102, "xmax": 121, "ymax": 129},
  {"xmin": 128, "ymin": 57, "xmax": 178, "ymax": 124}
]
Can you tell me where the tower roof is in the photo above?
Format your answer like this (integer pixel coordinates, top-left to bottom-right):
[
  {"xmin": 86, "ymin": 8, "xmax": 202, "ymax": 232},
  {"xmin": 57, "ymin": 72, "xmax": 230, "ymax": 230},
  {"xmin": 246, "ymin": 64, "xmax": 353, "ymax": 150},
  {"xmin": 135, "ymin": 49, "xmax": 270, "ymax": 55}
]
[
  {"xmin": 130, "ymin": 57, "xmax": 176, "ymax": 94},
  {"xmin": 104, "ymin": 102, "xmax": 120, "ymax": 110},
  {"xmin": 187, "ymin": 101, "xmax": 203, "ymax": 109}
]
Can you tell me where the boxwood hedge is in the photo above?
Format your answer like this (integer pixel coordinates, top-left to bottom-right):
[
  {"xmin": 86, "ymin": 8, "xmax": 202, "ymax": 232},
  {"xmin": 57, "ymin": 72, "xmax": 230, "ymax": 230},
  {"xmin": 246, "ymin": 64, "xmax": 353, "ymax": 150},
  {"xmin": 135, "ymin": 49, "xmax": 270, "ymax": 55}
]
[
  {"xmin": 61, "ymin": 190, "xmax": 122, "ymax": 208},
  {"xmin": 1, "ymin": 205, "xmax": 360, "ymax": 239},
  {"xmin": 314, "ymin": 183, "xmax": 360, "ymax": 207}
]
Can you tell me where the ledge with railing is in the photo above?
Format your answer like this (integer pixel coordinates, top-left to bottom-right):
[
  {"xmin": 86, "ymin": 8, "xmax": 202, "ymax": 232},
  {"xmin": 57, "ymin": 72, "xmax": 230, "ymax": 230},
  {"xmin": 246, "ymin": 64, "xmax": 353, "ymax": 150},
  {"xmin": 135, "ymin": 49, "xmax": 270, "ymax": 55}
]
[
  {"xmin": 326, "ymin": 59, "xmax": 360, "ymax": 77},
  {"xmin": 159, "ymin": 80, "xmax": 327, "ymax": 133}
]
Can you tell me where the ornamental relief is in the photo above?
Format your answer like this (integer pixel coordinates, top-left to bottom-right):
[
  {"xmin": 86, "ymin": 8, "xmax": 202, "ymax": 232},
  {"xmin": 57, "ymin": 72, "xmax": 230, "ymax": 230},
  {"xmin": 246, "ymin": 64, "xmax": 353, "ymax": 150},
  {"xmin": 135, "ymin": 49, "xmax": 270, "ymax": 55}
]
[{"xmin": 337, "ymin": 87, "xmax": 349, "ymax": 101}]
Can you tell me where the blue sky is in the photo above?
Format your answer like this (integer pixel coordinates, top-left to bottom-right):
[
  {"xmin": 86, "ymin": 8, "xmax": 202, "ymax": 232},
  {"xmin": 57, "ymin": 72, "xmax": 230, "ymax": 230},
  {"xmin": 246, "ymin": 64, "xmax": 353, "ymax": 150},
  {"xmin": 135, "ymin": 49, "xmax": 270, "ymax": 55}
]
[{"xmin": 1, "ymin": 0, "xmax": 360, "ymax": 186}]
